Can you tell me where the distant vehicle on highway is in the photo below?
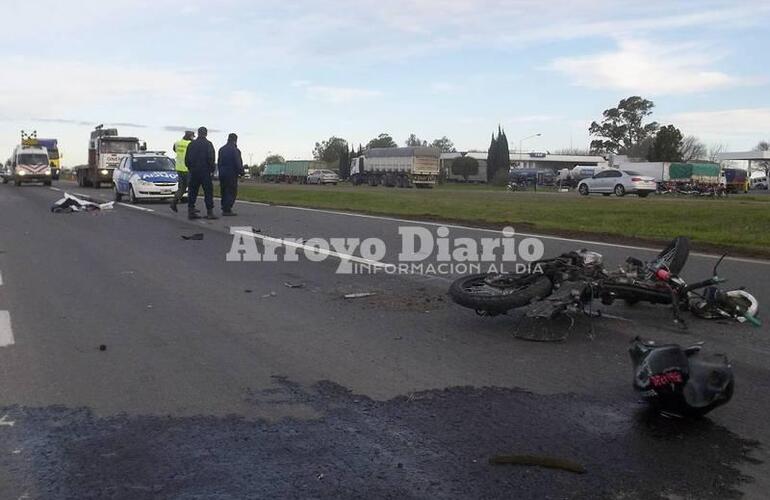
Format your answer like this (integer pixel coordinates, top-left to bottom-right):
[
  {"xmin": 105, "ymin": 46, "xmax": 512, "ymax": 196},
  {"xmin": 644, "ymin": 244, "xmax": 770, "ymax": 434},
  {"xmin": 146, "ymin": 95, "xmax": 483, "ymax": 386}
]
[
  {"xmin": 350, "ymin": 147, "xmax": 440, "ymax": 188},
  {"xmin": 78, "ymin": 125, "xmax": 142, "ymax": 189},
  {"xmin": 306, "ymin": 169, "xmax": 339, "ymax": 185},
  {"xmin": 577, "ymin": 169, "xmax": 656, "ymax": 197},
  {"xmin": 4, "ymin": 137, "xmax": 52, "ymax": 186},
  {"xmin": 750, "ymin": 174, "xmax": 767, "ymax": 190},
  {"xmin": 112, "ymin": 152, "xmax": 178, "ymax": 203}
]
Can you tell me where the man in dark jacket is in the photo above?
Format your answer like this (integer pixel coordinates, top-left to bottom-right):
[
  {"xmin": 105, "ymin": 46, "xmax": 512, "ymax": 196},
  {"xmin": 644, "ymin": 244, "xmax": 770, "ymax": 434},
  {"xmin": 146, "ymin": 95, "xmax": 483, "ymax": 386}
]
[
  {"xmin": 184, "ymin": 126, "xmax": 217, "ymax": 220},
  {"xmin": 217, "ymin": 133, "xmax": 244, "ymax": 216}
]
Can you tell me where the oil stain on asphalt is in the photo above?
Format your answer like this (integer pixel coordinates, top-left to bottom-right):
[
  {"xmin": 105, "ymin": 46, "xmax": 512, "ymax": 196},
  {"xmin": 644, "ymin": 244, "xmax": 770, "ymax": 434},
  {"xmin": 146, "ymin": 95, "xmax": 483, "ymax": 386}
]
[{"xmin": 0, "ymin": 378, "xmax": 759, "ymax": 499}]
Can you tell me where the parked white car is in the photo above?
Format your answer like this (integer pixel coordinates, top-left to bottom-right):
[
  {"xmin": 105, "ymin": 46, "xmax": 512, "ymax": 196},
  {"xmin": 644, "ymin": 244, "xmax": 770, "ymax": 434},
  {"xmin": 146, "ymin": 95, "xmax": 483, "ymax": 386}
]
[
  {"xmin": 577, "ymin": 169, "xmax": 656, "ymax": 197},
  {"xmin": 307, "ymin": 169, "xmax": 339, "ymax": 185}
]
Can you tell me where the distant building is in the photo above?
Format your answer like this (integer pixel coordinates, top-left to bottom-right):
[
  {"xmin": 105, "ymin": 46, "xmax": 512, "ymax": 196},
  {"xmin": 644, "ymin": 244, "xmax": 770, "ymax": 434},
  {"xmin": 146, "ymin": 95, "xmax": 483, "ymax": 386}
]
[{"xmin": 511, "ymin": 152, "xmax": 608, "ymax": 171}]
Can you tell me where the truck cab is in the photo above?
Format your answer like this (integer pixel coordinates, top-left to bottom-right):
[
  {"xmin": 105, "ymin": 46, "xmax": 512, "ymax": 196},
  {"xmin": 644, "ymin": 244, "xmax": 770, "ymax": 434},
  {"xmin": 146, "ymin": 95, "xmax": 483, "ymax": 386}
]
[{"xmin": 78, "ymin": 126, "xmax": 141, "ymax": 188}]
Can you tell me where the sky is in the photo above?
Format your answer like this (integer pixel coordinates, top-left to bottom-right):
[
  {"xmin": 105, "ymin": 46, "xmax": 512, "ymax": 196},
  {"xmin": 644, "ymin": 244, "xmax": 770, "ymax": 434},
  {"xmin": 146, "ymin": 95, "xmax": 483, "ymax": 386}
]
[{"xmin": 0, "ymin": 0, "xmax": 768, "ymax": 166}]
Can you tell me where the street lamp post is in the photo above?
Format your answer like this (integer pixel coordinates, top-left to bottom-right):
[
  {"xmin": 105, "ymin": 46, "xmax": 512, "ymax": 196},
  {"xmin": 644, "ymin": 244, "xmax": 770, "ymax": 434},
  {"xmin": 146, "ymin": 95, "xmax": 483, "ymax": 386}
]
[{"xmin": 518, "ymin": 133, "xmax": 541, "ymax": 190}]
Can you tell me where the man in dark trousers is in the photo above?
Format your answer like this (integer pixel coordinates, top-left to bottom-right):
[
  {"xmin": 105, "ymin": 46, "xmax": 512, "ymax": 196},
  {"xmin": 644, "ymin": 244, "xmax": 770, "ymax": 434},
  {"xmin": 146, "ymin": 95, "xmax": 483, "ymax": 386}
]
[
  {"xmin": 217, "ymin": 133, "xmax": 244, "ymax": 216},
  {"xmin": 184, "ymin": 126, "xmax": 218, "ymax": 220}
]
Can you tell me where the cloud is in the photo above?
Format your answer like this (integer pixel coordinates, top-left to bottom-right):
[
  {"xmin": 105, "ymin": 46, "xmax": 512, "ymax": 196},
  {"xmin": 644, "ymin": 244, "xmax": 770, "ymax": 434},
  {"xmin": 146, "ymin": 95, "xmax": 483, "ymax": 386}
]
[
  {"xmin": 227, "ymin": 90, "xmax": 262, "ymax": 110},
  {"xmin": 430, "ymin": 82, "xmax": 460, "ymax": 95},
  {"xmin": 548, "ymin": 38, "xmax": 748, "ymax": 95},
  {"xmin": 665, "ymin": 108, "xmax": 770, "ymax": 140},
  {"xmin": 0, "ymin": 56, "xmax": 209, "ymax": 118},
  {"xmin": 305, "ymin": 85, "xmax": 383, "ymax": 104}
]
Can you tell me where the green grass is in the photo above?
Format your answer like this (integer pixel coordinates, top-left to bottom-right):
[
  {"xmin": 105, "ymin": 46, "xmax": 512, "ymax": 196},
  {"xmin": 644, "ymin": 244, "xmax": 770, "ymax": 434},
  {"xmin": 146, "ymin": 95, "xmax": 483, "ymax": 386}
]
[{"xmin": 234, "ymin": 182, "xmax": 770, "ymax": 256}]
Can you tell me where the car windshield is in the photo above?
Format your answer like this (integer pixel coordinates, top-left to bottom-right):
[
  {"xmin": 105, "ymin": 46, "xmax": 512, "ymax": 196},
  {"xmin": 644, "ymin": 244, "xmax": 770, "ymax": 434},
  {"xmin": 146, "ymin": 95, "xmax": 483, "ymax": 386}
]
[
  {"xmin": 133, "ymin": 157, "xmax": 175, "ymax": 171},
  {"xmin": 18, "ymin": 154, "xmax": 49, "ymax": 165},
  {"xmin": 101, "ymin": 141, "xmax": 138, "ymax": 153},
  {"xmin": 623, "ymin": 170, "xmax": 640, "ymax": 176}
]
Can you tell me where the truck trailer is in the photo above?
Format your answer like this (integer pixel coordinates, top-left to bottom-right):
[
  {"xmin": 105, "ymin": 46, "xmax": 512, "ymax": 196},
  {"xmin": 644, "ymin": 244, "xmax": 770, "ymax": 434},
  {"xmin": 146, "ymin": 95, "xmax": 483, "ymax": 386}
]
[
  {"xmin": 77, "ymin": 125, "xmax": 141, "ymax": 188},
  {"xmin": 350, "ymin": 146, "xmax": 440, "ymax": 188}
]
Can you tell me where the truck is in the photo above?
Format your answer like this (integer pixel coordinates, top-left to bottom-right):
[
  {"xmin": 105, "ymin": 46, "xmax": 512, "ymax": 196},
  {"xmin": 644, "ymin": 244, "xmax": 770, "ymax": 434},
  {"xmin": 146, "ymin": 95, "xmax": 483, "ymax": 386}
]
[
  {"xmin": 617, "ymin": 162, "xmax": 721, "ymax": 187},
  {"xmin": 556, "ymin": 164, "xmax": 609, "ymax": 187},
  {"xmin": 36, "ymin": 138, "xmax": 62, "ymax": 179},
  {"xmin": 77, "ymin": 125, "xmax": 141, "ymax": 188},
  {"xmin": 350, "ymin": 147, "xmax": 440, "ymax": 188},
  {"xmin": 262, "ymin": 160, "xmax": 326, "ymax": 183},
  {"xmin": 722, "ymin": 167, "xmax": 749, "ymax": 193},
  {"xmin": 2, "ymin": 131, "xmax": 53, "ymax": 186}
]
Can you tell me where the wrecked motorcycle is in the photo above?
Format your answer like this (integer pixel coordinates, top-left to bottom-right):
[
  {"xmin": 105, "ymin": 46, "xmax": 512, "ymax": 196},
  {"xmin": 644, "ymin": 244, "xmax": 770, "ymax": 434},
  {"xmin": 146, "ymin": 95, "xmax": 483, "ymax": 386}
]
[
  {"xmin": 449, "ymin": 236, "xmax": 760, "ymax": 328},
  {"xmin": 630, "ymin": 337, "xmax": 734, "ymax": 417}
]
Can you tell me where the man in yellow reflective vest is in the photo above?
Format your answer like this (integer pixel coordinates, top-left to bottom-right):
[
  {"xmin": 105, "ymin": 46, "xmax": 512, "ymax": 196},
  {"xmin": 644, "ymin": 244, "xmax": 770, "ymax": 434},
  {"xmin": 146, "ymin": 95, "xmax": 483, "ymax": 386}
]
[{"xmin": 170, "ymin": 130, "xmax": 194, "ymax": 212}]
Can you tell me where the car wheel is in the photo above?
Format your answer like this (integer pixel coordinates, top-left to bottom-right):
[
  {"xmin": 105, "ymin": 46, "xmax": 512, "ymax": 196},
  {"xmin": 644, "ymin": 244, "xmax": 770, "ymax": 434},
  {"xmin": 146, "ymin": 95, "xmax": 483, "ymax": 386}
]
[
  {"xmin": 129, "ymin": 185, "xmax": 138, "ymax": 204},
  {"xmin": 44, "ymin": 180, "xmax": 52, "ymax": 186},
  {"xmin": 614, "ymin": 184, "xmax": 626, "ymax": 197},
  {"xmin": 14, "ymin": 179, "xmax": 21, "ymax": 187},
  {"xmin": 578, "ymin": 184, "xmax": 589, "ymax": 196},
  {"xmin": 1, "ymin": 177, "xmax": 7, "ymax": 184},
  {"xmin": 114, "ymin": 184, "xmax": 123, "ymax": 202}
]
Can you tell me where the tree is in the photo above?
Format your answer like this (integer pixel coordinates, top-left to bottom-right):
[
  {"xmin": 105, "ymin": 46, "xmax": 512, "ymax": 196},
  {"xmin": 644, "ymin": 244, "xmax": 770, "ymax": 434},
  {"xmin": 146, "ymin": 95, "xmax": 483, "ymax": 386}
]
[
  {"xmin": 756, "ymin": 140, "xmax": 770, "ymax": 175},
  {"xmin": 589, "ymin": 96, "xmax": 659, "ymax": 155},
  {"xmin": 260, "ymin": 154, "xmax": 285, "ymax": 168},
  {"xmin": 451, "ymin": 155, "xmax": 479, "ymax": 181},
  {"xmin": 338, "ymin": 143, "xmax": 351, "ymax": 179},
  {"xmin": 366, "ymin": 133, "xmax": 397, "ymax": 149},
  {"xmin": 405, "ymin": 134, "xmax": 427, "ymax": 147},
  {"xmin": 707, "ymin": 144, "xmax": 726, "ymax": 163},
  {"xmin": 487, "ymin": 133, "xmax": 498, "ymax": 182},
  {"xmin": 497, "ymin": 127, "xmax": 510, "ymax": 174},
  {"xmin": 679, "ymin": 136, "xmax": 707, "ymax": 162},
  {"xmin": 430, "ymin": 136, "xmax": 456, "ymax": 153},
  {"xmin": 313, "ymin": 136, "xmax": 349, "ymax": 163},
  {"xmin": 648, "ymin": 125, "xmax": 683, "ymax": 162}
]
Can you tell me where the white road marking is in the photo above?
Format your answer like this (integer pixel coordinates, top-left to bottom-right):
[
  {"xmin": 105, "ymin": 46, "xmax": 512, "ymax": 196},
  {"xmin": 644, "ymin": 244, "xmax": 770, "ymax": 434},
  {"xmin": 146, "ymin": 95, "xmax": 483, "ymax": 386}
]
[
  {"xmin": 0, "ymin": 414, "xmax": 15, "ymax": 427},
  {"xmin": 118, "ymin": 203, "xmax": 155, "ymax": 212},
  {"xmin": 0, "ymin": 270, "xmax": 3, "ymax": 286},
  {"xmin": 49, "ymin": 187, "xmax": 62, "ymax": 192},
  {"xmin": 234, "ymin": 229, "xmax": 396, "ymax": 271},
  {"xmin": 243, "ymin": 203, "xmax": 770, "ymax": 265},
  {"xmin": 0, "ymin": 311, "xmax": 14, "ymax": 347}
]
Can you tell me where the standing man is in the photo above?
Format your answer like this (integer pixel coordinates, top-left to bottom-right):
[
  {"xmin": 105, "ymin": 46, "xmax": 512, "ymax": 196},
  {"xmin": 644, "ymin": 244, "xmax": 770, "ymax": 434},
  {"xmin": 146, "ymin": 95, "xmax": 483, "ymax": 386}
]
[
  {"xmin": 170, "ymin": 130, "xmax": 194, "ymax": 213},
  {"xmin": 217, "ymin": 133, "xmax": 244, "ymax": 216},
  {"xmin": 185, "ymin": 126, "xmax": 218, "ymax": 220}
]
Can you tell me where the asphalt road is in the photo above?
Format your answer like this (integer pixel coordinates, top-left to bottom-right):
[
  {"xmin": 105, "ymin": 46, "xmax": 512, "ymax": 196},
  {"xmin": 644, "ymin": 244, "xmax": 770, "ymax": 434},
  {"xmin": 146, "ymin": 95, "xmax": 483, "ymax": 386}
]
[{"xmin": 1, "ymin": 181, "xmax": 768, "ymax": 499}]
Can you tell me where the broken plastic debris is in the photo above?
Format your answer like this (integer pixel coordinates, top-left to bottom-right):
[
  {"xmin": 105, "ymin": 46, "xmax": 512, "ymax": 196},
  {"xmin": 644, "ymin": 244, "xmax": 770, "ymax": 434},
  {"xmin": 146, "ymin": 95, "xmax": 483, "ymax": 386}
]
[
  {"xmin": 98, "ymin": 344, "xmax": 107, "ymax": 351},
  {"xmin": 181, "ymin": 233, "xmax": 204, "ymax": 240},
  {"xmin": 261, "ymin": 291, "xmax": 278, "ymax": 298},
  {"xmin": 489, "ymin": 455, "xmax": 586, "ymax": 474},
  {"xmin": 284, "ymin": 282, "xmax": 305, "ymax": 289},
  {"xmin": 51, "ymin": 192, "xmax": 113, "ymax": 213},
  {"xmin": 344, "ymin": 292, "xmax": 377, "ymax": 299}
]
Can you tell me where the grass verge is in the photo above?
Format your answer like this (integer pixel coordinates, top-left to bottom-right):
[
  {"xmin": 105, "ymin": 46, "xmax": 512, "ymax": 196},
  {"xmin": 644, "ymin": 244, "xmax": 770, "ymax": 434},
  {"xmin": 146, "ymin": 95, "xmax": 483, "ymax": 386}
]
[{"xmin": 233, "ymin": 183, "xmax": 770, "ymax": 258}]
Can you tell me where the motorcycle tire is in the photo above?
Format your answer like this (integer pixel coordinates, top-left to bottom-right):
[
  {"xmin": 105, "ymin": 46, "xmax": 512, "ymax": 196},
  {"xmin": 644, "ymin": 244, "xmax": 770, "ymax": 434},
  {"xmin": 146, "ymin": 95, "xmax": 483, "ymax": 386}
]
[{"xmin": 449, "ymin": 273, "xmax": 553, "ymax": 314}]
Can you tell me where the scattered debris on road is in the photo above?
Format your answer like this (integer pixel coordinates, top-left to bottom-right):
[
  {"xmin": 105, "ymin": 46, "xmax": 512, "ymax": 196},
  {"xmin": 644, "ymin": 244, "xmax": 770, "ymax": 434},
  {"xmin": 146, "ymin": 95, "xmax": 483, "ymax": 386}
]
[
  {"xmin": 344, "ymin": 292, "xmax": 377, "ymax": 299},
  {"xmin": 51, "ymin": 192, "xmax": 114, "ymax": 213},
  {"xmin": 98, "ymin": 344, "xmax": 107, "ymax": 351},
  {"xmin": 0, "ymin": 414, "xmax": 16, "ymax": 427},
  {"xmin": 262, "ymin": 291, "xmax": 278, "ymax": 298},
  {"xmin": 489, "ymin": 454, "xmax": 586, "ymax": 474},
  {"xmin": 284, "ymin": 282, "xmax": 305, "ymax": 289},
  {"xmin": 181, "ymin": 233, "xmax": 204, "ymax": 240}
]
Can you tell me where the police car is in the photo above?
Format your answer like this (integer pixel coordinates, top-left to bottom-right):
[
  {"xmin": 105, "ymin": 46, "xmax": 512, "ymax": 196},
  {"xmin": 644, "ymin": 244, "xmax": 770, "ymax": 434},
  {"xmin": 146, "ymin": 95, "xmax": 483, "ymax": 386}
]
[{"xmin": 113, "ymin": 152, "xmax": 179, "ymax": 203}]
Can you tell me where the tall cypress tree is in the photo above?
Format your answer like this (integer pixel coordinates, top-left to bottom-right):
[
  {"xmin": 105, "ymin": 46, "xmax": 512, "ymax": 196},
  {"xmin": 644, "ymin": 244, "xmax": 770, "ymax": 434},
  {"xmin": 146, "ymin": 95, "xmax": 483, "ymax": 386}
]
[
  {"xmin": 498, "ymin": 128, "xmax": 510, "ymax": 176},
  {"xmin": 487, "ymin": 132, "xmax": 498, "ymax": 182}
]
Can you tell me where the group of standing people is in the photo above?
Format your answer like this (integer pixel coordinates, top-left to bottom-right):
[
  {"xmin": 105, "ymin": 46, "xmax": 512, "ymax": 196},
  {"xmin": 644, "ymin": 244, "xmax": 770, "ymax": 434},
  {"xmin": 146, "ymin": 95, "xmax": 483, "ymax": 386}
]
[{"xmin": 170, "ymin": 127, "xmax": 244, "ymax": 219}]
